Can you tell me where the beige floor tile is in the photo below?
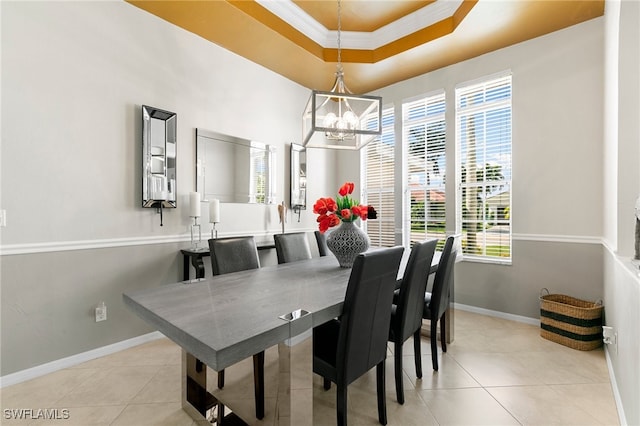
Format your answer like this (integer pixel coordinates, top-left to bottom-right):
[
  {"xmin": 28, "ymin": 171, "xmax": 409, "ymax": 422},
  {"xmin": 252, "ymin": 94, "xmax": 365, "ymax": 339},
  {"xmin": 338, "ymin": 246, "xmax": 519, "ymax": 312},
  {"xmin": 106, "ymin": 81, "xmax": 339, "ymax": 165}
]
[
  {"xmin": 110, "ymin": 402, "xmax": 195, "ymax": 426},
  {"xmin": 419, "ymin": 387, "xmax": 520, "ymax": 425},
  {"xmin": 549, "ymin": 383, "xmax": 620, "ymax": 425},
  {"xmin": 1, "ymin": 368, "xmax": 100, "ymax": 409},
  {"xmin": 131, "ymin": 364, "xmax": 182, "ymax": 404},
  {"xmin": 487, "ymin": 385, "xmax": 606, "ymax": 425},
  {"xmin": 0, "ymin": 310, "xmax": 620, "ymax": 426},
  {"xmin": 71, "ymin": 338, "xmax": 181, "ymax": 370},
  {"xmin": 403, "ymin": 354, "xmax": 480, "ymax": 390},
  {"xmin": 449, "ymin": 352, "xmax": 545, "ymax": 387},
  {"xmin": 56, "ymin": 365, "xmax": 159, "ymax": 407}
]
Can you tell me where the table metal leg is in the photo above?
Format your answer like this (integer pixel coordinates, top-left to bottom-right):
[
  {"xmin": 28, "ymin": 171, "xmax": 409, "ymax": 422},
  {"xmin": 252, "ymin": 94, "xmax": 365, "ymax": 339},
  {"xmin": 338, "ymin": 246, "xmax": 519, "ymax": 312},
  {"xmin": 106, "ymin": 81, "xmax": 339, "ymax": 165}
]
[
  {"xmin": 183, "ymin": 255, "xmax": 191, "ymax": 281},
  {"xmin": 182, "ymin": 351, "xmax": 217, "ymax": 422}
]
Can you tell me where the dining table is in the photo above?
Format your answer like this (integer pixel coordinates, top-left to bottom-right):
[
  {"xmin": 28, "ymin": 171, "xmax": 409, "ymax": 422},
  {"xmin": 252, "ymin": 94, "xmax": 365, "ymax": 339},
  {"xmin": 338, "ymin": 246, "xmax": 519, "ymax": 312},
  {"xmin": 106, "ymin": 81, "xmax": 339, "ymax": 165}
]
[{"xmin": 123, "ymin": 250, "xmax": 447, "ymax": 425}]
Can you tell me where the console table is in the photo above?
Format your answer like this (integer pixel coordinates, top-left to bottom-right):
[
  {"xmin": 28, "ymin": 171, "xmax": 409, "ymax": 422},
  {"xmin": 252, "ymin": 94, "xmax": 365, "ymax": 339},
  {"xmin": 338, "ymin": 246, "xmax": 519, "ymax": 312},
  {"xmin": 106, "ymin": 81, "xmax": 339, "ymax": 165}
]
[{"xmin": 181, "ymin": 243, "xmax": 276, "ymax": 281}]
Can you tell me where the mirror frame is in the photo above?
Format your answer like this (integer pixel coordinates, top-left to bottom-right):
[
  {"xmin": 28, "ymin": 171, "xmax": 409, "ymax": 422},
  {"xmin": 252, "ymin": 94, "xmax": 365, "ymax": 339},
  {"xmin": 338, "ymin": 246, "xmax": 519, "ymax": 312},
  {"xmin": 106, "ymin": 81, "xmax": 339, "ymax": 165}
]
[
  {"xmin": 142, "ymin": 105, "xmax": 177, "ymax": 209},
  {"xmin": 290, "ymin": 143, "xmax": 307, "ymax": 212}
]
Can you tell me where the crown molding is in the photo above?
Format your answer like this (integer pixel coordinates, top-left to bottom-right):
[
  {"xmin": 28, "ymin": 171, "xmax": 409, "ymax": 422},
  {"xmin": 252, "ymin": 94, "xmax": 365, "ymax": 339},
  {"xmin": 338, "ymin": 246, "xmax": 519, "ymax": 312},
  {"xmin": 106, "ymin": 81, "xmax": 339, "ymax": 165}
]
[{"xmin": 256, "ymin": 0, "xmax": 464, "ymax": 50}]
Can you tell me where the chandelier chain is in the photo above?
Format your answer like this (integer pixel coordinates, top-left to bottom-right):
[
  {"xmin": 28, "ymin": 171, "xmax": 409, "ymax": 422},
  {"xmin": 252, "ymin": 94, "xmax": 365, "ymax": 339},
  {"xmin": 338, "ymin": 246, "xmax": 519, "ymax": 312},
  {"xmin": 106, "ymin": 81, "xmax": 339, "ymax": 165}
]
[{"xmin": 337, "ymin": 0, "xmax": 342, "ymax": 67}]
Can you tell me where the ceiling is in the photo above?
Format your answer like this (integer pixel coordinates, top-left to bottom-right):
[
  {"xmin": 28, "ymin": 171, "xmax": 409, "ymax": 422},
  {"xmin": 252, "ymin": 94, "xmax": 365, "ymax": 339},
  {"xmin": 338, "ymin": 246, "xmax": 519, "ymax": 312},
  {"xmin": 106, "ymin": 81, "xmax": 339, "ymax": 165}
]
[{"xmin": 128, "ymin": 0, "xmax": 604, "ymax": 93}]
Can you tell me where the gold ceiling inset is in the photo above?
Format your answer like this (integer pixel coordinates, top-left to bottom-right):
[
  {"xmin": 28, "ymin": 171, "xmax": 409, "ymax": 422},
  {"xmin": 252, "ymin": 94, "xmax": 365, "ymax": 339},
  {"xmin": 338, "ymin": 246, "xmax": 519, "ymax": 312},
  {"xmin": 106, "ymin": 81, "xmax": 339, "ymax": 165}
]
[{"xmin": 127, "ymin": 0, "xmax": 604, "ymax": 93}]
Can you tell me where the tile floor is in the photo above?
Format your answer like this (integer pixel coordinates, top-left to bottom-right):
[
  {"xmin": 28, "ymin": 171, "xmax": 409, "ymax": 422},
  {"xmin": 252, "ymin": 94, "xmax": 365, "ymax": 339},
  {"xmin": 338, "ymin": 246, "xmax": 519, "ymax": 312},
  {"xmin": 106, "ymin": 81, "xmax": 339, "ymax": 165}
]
[{"xmin": 0, "ymin": 310, "xmax": 620, "ymax": 425}]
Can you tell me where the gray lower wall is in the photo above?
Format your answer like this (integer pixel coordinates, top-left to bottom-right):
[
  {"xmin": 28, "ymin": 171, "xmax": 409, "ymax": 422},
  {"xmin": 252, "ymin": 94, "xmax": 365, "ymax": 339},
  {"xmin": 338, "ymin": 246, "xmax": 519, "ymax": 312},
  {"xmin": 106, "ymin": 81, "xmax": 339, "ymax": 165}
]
[
  {"xmin": 2, "ymin": 237, "xmax": 601, "ymax": 376},
  {"xmin": 1, "ymin": 243, "xmax": 184, "ymax": 376},
  {"xmin": 455, "ymin": 239, "xmax": 604, "ymax": 319},
  {"xmin": 0, "ymin": 232, "xmax": 319, "ymax": 377}
]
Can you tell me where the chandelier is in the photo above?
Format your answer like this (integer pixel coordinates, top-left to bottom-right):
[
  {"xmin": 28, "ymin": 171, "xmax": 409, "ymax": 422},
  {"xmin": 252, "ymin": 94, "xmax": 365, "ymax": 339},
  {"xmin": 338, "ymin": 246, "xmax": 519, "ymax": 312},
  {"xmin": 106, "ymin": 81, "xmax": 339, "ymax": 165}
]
[{"xmin": 302, "ymin": 0, "xmax": 382, "ymax": 150}]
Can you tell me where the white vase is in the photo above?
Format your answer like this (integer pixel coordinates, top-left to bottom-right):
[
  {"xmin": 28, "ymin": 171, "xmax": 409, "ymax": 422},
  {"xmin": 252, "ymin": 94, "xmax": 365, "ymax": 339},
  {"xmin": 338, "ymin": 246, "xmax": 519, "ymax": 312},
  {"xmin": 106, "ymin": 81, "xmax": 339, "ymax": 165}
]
[{"xmin": 326, "ymin": 221, "xmax": 370, "ymax": 268}]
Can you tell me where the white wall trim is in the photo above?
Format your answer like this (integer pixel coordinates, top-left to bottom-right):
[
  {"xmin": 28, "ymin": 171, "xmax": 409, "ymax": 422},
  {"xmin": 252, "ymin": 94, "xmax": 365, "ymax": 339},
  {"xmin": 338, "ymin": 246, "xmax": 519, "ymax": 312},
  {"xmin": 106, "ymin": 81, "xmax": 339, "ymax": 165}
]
[
  {"xmin": 512, "ymin": 233, "xmax": 603, "ymax": 245},
  {"xmin": 605, "ymin": 348, "xmax": 628, "ymax": 426},
  {"xmin": 453, "ymin": 302, "xmax": 540, "ymax": 326},
  {"xmin": 0, "ymin": 235, "xmax": 192, "ymax": 256},
  {"xmin": 0, "ymin": 331, "xmax": 164, "ymax": 388},
  {"xmin": 0, "ymin": 228, "xmax": 317, "ymax": 256},
  {"xmin": 603, "ymin": 239, "xmax": 640, "ymax": 284}
]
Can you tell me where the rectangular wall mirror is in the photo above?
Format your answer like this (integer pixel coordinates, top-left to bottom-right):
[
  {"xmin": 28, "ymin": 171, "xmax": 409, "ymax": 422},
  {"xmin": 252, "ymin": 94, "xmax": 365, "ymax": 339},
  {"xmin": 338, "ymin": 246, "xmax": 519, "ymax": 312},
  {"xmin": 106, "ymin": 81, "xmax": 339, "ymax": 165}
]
[
  {"xmin": 142, "ymin": 105, "xmax": 177, "ymax": 208},
  {"xmin": 290, "ymin": 143, "xmax": 306, "ymax": 212},
  {"xmin": 196, "ymin": 129, "xmax": 276, "ymax": 204}
]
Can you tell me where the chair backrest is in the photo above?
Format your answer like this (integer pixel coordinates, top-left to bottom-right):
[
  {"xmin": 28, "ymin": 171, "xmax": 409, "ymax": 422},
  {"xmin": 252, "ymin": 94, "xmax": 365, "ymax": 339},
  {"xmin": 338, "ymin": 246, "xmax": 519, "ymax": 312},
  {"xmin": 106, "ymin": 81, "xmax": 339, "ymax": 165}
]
[
  {"xmin": 209, "ymin": 236, "xmax": 260, "ymax": 275},
  {"xmin": 314, "ymin": 230, "xmax": 328, "ymax": 257},
  {"xmin": 274, "ymin": 232, "xmax": 312, "ymax": 264},
  {"xmin": 336, "ymin": 246, "xmax": 404, "ymax": 386},
  {"xmin": 393, "ymin": 239, "xmax": 438, "ymax": 342},
  {"xmin": 427, "ymin": 235, "xmax": 460, "ymax": 320}
]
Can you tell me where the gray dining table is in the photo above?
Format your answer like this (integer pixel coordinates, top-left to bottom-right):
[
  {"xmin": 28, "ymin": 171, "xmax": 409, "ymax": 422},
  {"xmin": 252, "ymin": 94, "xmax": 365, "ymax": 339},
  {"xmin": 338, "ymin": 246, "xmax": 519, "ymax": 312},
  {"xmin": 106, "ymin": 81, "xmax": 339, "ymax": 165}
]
[{"xmin": 123, "ymin": 251, "xmax": 446, "ymax": 425}]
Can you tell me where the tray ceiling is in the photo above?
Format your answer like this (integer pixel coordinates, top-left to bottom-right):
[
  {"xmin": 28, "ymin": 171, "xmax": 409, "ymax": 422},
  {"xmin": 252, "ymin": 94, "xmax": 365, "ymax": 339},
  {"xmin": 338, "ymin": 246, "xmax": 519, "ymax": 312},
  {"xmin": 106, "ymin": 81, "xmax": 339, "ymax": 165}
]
[{"xmin": 128, "ymin": 0, "xmax": 604, "ymax": 93}]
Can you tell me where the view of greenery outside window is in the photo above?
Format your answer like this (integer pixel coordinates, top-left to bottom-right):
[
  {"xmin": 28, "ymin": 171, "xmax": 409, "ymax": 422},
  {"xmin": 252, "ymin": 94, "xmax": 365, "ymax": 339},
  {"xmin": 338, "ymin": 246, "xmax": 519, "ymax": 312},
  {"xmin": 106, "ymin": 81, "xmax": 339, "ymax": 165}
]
[
  {"xmin": 403, "ymin": 92, "xmax": 447, "ymax": 248},
  {"xmin": 455, "ymin": 74, "xmax": 512, "ymax": 262},
  {"xmin": 361, "ymin": 107, "xmax": 395, "ymax": 247},
  {"xmin": 249, "ymin": 147, "xmax": 266, "ymax": 203}
]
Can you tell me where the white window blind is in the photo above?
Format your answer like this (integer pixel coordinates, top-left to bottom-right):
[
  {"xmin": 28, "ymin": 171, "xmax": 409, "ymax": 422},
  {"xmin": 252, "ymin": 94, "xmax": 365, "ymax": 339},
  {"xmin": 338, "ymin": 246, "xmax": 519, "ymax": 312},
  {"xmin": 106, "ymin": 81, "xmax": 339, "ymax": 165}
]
[
  {"xmin": 403, "ymin": 93, "xmax": 447, "ymax": 246},
  {"xmin": 456, "ymin": 74, "xmax": 512, "ymax": 262},
  {"xmin": 362, "ymin": 107, "xmax": 395, "ymax": 247}
]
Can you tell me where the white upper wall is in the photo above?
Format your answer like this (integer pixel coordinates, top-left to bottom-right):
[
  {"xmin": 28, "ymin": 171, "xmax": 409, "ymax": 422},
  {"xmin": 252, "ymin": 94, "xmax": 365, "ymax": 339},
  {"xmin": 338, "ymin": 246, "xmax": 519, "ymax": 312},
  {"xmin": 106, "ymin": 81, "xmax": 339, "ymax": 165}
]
[
  {"xmin": 369, "ymin": 17, "xmax": 604, "ymax": 240},
  {"xmin": 1, "ymin": 1, "xmax": 319, "ymax": 246}
]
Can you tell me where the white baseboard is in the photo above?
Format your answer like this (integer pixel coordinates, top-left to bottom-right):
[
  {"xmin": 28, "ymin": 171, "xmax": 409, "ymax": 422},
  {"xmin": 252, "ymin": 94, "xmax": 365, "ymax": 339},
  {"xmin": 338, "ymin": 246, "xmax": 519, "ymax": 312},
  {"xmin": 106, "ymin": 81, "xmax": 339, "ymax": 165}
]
[
  {"xmin": 453, "ymin": 302, "xmax": 540, "ymax": 326},
  {"xmin": 605, "ymin": 347, "xmax": 628, "ymax": 425},
  {"xmin": 0, "ymin": 331, "xmax": 165, "ymax": 388}
]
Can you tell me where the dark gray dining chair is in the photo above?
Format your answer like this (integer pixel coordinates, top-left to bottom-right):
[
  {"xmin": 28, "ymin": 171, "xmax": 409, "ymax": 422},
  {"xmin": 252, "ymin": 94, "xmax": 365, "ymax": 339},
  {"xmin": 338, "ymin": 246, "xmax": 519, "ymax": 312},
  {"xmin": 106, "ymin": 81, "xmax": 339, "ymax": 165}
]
[
  {"xmin": 208, "ymin": 236, "xmax": 264, "ymax": 420},
  {"xmin": 314, "ymin": 230, "xmax": 329, "ymax": 257},
  {"xmin": 313, "ymin": 246, "xmax": 404, "ymax": 426},
  {"xmin": 274, "ymin": 232, "xmax": 312, "ymax": 264},
  {"xmin": 423, "ymin": 234, "xmax": 459, "ymax": 371},
  {"xmin": 388, "ymin": 238, "xmax": 438, "ymax": 404}
]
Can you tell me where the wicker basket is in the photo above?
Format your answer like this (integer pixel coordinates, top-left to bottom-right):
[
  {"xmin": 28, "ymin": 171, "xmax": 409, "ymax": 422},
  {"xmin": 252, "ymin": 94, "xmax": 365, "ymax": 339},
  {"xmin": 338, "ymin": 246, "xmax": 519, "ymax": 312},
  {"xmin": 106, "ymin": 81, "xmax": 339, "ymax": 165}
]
[{"xmin": 539, "ymin": 288, "xmax": 603, "ymax": 350}]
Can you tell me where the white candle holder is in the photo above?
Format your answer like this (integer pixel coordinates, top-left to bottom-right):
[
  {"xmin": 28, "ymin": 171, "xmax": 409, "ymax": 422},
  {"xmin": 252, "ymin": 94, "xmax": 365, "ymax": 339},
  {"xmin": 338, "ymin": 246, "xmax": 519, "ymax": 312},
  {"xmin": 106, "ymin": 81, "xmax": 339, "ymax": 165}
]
[
  {"xmin": 190, "ymin": 216, "xmax": 202, "ymax": 249},
  {"xmin": 211, "ymin": 222, "xmax": 219, "ymax": 240}
]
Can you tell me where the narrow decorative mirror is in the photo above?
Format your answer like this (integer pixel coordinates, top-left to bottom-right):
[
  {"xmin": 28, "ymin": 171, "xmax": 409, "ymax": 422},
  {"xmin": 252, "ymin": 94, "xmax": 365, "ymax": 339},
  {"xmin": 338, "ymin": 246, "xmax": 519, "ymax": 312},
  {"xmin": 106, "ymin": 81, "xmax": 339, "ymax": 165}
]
[
  {"xmin": 142, "ymin": 106, "xmax": 177, "ymax": 218},
  {"xmin": 290, "ymin": 143, "xmax": 306, "ymax": 216},
  {"xmin": 196, "ymin": 129, "xmax": 276, "ymax": 204}
]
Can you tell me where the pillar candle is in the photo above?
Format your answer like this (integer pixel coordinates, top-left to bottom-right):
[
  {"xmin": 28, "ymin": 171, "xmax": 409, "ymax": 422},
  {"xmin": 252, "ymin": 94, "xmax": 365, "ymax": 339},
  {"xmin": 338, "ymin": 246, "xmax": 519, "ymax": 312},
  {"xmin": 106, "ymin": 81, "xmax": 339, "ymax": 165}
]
[
  {"xmin": 210, "ymin": 199, "xmax": 220, "ymax": 223},
  {"xmin": 189, "ymin": 192, "xmax": 201, "ymax": 217}
]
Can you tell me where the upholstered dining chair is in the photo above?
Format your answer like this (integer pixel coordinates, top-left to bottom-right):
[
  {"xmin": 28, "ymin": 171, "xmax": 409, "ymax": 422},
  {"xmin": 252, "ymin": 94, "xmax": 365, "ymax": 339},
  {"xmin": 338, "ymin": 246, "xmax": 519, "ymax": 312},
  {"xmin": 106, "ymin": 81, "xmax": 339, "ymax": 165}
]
[
  {"xmin": 388, "ymin": 238, "xmax": 438, "ymax": 404},
  {"xmin": 313, "ymin": 246, "xmax": 405, "ymax": 426},
  {"xmin": 274, "ymin": 232, "xmax": 312, "ymax": 264},
  {"xmin": 314, "ymin": 230, "xmax": 329, "ymax": 257},
  {"xmin": 423, "ymin": 234, "xmax": 460, "ymax": 371},
  {"xmin": 208, "ymin": 236, "xmax": 265, "ymax": 420}
]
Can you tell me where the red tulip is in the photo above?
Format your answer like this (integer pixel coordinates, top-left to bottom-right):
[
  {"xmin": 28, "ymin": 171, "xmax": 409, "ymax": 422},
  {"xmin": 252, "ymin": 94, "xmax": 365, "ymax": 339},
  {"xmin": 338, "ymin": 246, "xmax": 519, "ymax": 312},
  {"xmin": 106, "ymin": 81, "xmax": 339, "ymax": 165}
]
[
  {"xmin": 338, "ymin": 182, "xmax": 355, "ymax": 196},
  {"xmin": 340, "ymin": 209, "xmax": 352, "ymax": 220},
  {"xmin": 353, "ymin": 205, "xmax": 368, "ymax": 220},
  {"xmin": 313, "ymin": 197, "xmax": 337, "ymax": 215}
]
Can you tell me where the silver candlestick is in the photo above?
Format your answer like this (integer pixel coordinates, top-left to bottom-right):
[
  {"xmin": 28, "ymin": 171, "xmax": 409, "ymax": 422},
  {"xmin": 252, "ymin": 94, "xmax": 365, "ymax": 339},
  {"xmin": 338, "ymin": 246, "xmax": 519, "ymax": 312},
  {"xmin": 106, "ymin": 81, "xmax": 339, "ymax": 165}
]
[{"xmin": 190, "ymin": 217, "xmax": 202, "ymax": 249}]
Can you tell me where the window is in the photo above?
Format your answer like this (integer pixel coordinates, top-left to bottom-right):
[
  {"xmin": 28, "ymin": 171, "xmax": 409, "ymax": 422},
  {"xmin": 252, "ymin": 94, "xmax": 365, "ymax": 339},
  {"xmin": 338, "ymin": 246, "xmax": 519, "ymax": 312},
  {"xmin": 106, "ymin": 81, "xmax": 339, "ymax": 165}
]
[
  {"xmin": 456, "ymin": 74, "xmax": 512, "ymax": 262},
  {"xmin": 403, "ymin": 92, "xmax": 447, "ymax": 246},
  {"xmin": 361, "ymin": 107, "xmax": 395, "ymax": 247}
]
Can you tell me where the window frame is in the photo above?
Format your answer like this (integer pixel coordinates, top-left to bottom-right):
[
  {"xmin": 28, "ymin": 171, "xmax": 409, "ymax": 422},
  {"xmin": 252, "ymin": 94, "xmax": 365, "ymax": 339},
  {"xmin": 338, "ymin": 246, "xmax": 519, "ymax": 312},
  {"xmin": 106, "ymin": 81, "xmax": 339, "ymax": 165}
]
[
  {"xmin": 455, "ymin": 72, "xmax": 513, "ymax": 264},
  {"xmin": 402, "ymin": 90, "xmax": 448, "ymax": 248},
  {"xmin": 361, "ymin": 106, "xmax": 396, "ymax": 247}
]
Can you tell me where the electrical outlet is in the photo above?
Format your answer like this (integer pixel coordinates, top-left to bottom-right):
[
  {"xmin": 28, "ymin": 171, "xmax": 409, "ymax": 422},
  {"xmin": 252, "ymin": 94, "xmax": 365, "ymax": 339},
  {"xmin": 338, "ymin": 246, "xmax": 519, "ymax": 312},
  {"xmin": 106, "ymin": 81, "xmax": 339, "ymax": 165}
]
[
  {"xmin": 602, "ymin": 326, "xmax": 617, "ymax": 354},
  {"xmin": 0, "ymin": 210, "xmax": 6, "ymax": 227},
  {"xmin": 95, "ymin": 302, "xmax": 107, "ymax": 322}
]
